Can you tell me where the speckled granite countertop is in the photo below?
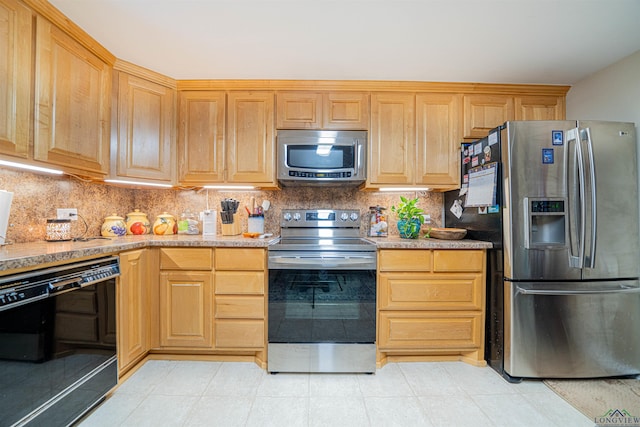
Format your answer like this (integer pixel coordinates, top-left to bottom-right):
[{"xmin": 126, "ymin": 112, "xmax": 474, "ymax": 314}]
[
  {"xmin": 0, "ymin": 235, "xmax": 279, "ymax": 273},
  {"xmin": 366, "ymin": 236, "xmax": 493, "ymax": 249},
  {"xmin": 0, "ymin": 235, "xmax": 492, "ymax": 273}
]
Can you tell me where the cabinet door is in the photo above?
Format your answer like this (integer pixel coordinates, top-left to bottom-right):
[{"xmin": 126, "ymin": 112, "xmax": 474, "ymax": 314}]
[
  {"xmin": 34, "ymin": 16, "xmax": 110, "ymax": 177},
  {"xmin": 0, "ymin": 0, "xmax": 31, "ymax": 159},
  {"xmin": 323, "ymin": 92, "xmax": 369, "ymax": 130},
  {"xmin": 178, "ymin": 91, "xmax": 225, "ymax": 184},
  {"xmin": 276, "ymin": 92, "xmax": 322, "ymax": 129},
  {"xmin": 159, "ymin": 271, "xmax": 213, "ymax": 348},
  {"xmin": 226, "ymin": 91, "xmax": 275, "ymax": 184},
  {"xmin": 515, "ymin": 95, "xmax": 565, "ymax": 120},
  {"xmin": 368, "ymin": 92, "xmax": 415, "ymax": 185},
  {"xmin": 114, "ymin": 72, "xmax": 175, "ymax": 183},
  {"xmin": 415, "ymin": 93, "xmax": 461, "ymax": 187},
  {"xmin": 463, "ymin": 94, "xmax": 514, "ymax": 139},
  {"xmin": 118, "ymin": 249, "xmax": 148, "ymax": 374}
]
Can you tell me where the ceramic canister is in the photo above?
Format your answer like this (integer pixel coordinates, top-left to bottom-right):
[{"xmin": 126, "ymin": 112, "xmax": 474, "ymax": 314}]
[
  {"xmin": 125, "ymin": 209, "xmax": 151, "ymax": 235},
  {"xmin": 153, "ymin": 212, "xmax": 177, "ymax": 235},
  {"xmin": 101, "ymin": 214, "xmax": 127, "ymax": 237}
]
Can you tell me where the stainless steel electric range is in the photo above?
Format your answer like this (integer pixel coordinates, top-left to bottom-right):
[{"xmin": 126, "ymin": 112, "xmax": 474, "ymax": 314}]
[{"xmin": 267, "ymin": 209, "xmax": 377, "ymax": 373}]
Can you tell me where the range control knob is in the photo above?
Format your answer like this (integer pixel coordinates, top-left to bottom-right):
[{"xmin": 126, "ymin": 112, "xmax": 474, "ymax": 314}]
[
  {"xmin": 340, "ymin": 212, "xmax": 349, "ymax": 221},
  {"xmin": 283, "ymin": 212, "xmax": 292, "ymax": 222},
  {"xmin": 292, "ymin": 212, "xmax": 301, "ymax": 221},
  {"xmin": 350, "ymin": 212, "xmax": 359, "ymax": 221}
]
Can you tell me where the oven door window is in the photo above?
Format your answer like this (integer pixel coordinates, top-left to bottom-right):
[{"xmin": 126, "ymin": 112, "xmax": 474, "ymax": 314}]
[
  {"xmin": 286, "ymin": 145, "xmax": 354, "ymax": 169},
  {"xmin": 268, "ymin": 269, "xmax": 375, "ymax": 343}
]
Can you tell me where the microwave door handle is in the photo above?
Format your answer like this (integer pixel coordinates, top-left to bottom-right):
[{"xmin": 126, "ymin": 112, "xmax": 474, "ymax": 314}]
[
  {"xmin": 354, "ymin": 140, "xmax": 362, "ymax": 177},
  {"xmin": 581, "ymin": 127, "xmax": 597, "ymax": 268}
]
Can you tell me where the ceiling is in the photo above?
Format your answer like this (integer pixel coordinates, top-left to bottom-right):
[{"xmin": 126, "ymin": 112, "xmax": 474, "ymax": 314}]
[{"xmin": 48, "ymin": 0, "xmax": 640, "ymax": 85}]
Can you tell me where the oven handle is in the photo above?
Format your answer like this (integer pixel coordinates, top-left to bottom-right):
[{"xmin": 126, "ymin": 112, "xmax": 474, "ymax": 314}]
[{"xmin": 269, "ymin": 255, "xmax": 375, "ymax": 269}]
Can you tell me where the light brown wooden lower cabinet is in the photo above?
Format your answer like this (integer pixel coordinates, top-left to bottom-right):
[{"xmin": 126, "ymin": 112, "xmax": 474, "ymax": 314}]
[
  {"xmin": 117, "ymin": 249, "xmax": 150, "ymax": 376},
  {"xmin": 214, "ymin": 248, "xmax": 267, "ymax": 360},
  {"xmin": 159, "ymin": 270, "xmax": 214, "ymax": 349},
  {"xmin": 135, "ymin": 247, "xmax": 269, "ymax": 369},
  {"xmin": 377, "ymin": 248, "xmax": 487, "ymax": 367}
]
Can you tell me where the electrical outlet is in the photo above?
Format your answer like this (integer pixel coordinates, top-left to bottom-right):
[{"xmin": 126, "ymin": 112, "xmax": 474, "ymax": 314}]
[{"xmin": 57, "ymin": 208, "xmax": 78, "ymax": 221}]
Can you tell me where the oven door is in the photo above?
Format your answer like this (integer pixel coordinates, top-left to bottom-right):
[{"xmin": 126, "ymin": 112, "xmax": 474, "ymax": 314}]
[
  {"xmin": 268, "ymin": 267, "xmax": 376, "ymax": 345},
  {"xmin": 0, "ymin": 279, "xmax": 117, "ymax": 427}
]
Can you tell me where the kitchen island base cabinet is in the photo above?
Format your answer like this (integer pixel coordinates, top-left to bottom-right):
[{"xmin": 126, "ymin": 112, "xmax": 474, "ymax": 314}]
[{"xmin": 377, "ymin": 249, "xmax": 486, "ymax": 368}]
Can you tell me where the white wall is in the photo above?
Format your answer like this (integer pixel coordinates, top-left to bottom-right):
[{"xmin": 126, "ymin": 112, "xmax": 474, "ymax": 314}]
[
  {"xmin": 566, "ymin": 49, "xmax": 640, "ymax": 225},
  {"xmin": 566, "ymin": 49, "xmax": 640, "ymax": 126}
]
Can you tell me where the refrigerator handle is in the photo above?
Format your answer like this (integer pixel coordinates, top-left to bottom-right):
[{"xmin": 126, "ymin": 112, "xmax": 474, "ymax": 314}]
[
  {"xmin": 567, "ymin": 128, "xmax": 586, "ymax": 269},
  {"xmin": 515, "ymin": 285, "xmax": 640, "ymax": 296},
  {"xmin": 582, "ymin": 127, "xmax": 597, "ymax": 269}
]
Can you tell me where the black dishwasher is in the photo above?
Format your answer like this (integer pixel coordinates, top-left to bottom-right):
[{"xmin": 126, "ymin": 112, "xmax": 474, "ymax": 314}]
[{"xmin": 0, "ymin": 256, "xmax": 119, "ymax": 427}]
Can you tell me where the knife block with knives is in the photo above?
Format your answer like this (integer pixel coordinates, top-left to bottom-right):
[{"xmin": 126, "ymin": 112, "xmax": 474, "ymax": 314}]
[{"xmin": 220, "ymin": 198, "xmax": 241, "ymax": 236}]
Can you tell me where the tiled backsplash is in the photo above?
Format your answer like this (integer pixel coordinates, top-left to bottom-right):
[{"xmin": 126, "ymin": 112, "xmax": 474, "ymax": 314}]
[{"xmin": 0, "ymin": 169, "xmax": 443, "ymax": 243}]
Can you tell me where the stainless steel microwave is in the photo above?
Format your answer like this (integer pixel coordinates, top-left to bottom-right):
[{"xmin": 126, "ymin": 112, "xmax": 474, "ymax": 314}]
[{"xmin": 276, "ymin": 130, "xmax": 367, "ymax": 186}]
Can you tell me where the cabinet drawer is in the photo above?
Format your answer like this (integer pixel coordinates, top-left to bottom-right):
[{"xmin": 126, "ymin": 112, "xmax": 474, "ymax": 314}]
[
  {"xmin": 379, "ymin": 250, "xmax": 432, "ymax": 272},
  {"xmin": 160, "ymin": 248, "xmax": 212, "ymax": 270},
  {"xmin": 433, "ymin": 250, "xmax": 484, "ymax": 272},
  {"xmin": 215, "ymin": 320, "xmax": 264, "ymax": 349},
  {"xmin": 215, "ymin": 248, "xmax": 265, "ymax": 270},
  {"xmin": 215, "ymin": 296, "xmax": 264, "ymax": 319},
  {"xmin": 379, "ymin": 273, "xmax": 482, "ymax": 310},
  {"xmin": 378, "ymin": 311, "xmax": 482, "ymax": 351},
  {"xmin": 215, "ymin": 271, "xmax": 265, "ymax": 294}
]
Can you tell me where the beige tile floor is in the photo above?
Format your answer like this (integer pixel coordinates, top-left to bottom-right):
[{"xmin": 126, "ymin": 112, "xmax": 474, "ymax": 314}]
[{"xmin": 79, "ymin": 360, "xmax": 592, "ymax": 427}]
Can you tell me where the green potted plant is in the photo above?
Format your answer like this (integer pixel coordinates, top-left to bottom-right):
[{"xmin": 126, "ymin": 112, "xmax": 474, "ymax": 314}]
[{"xmin": 390, "ymin": 196, "xmax": 425, "ymax": 239}]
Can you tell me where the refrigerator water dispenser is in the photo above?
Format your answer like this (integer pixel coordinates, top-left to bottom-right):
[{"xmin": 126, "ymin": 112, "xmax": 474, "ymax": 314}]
[{"xmin": 524, "ymin": 198, "xmax": 566, "ymax": 248}]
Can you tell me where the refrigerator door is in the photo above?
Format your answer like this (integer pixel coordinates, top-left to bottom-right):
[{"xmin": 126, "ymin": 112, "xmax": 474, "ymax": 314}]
[
  {"xmin": 571, "ymin": 121, "xmax": 639, "ymax": 280},
  {"xmin": 502, "ymin": 121, "xmax": 579, "ymax": 281},
  {"xmin": 505, "ymin": 280, "xmax": 640, "ymax": 378}
]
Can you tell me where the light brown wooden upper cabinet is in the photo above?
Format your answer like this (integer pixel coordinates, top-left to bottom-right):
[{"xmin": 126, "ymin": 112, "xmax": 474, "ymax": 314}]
[
  {"xmin": 112, "ymin": 67, "xmax": 175, "ymax": 184},
  {"xmin": 34, "ymin": 16, "xmax": 111, "ymax": 178},
  {"xmin": 276, "ymin": 91, "xmax": 369, "ymax": 130},
  {"xmin": 515, "ymin": 95, "xmax": 565, "ymax": 121},
  {"xmin": 367, "ymin": 92, "xmax": 416, "ymax": 186},
  {"xmin": 463, "ymin": 94, "xmax": 515, "ymax": 140},
  {"xmin": 226, "ymin": 91, "xmax": 276, "ymax": 186},
  {"xmin": 464, "ymin": 93, "xmax": 566, "ymax": 140},
  {"xmin": 415, "ymin": 93, "xmax": 462, "ymax": 188},
  {"xmin": 178, "ymin": 91, "xmax": 225, "ymax": 185},
  {"xmin": 0, "ymin": 0, "xmax": 31, "ymax": 160}
]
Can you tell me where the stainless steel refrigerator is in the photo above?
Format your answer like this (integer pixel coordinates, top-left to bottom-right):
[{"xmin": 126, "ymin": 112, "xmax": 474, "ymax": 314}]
[{"xmin": 444, "ymin": 120, "xmax": 640, "ymax": 382}]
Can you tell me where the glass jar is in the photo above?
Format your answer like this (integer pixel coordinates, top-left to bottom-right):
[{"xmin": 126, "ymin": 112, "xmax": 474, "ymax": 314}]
[
  {"xmin": 178, "ymin": 210, "xmax": 199, "ymax": 235},
  {"xmin": 46, "ymin": 219, "xmax": 72, "ymax": 241},
  {"xmin": 369, "ymin": 206, "xmax": 388, "ymax": 237}
]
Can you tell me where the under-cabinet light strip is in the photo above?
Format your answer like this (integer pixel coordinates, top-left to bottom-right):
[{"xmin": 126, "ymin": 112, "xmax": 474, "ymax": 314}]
[
  {"xmin": 0, "ymin": 159, "xmax": 64, "ymax": 175},
  {"xmin": 104, "ymin": 179, "xmax": 173, "ymax": 188},
  {"xmin": 378, "ymin": 187, "xmax": 431, "ymax": 192},
  {"xmin": 203, "ymin": 185, "xmax": 255, "ymax": 190}
]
